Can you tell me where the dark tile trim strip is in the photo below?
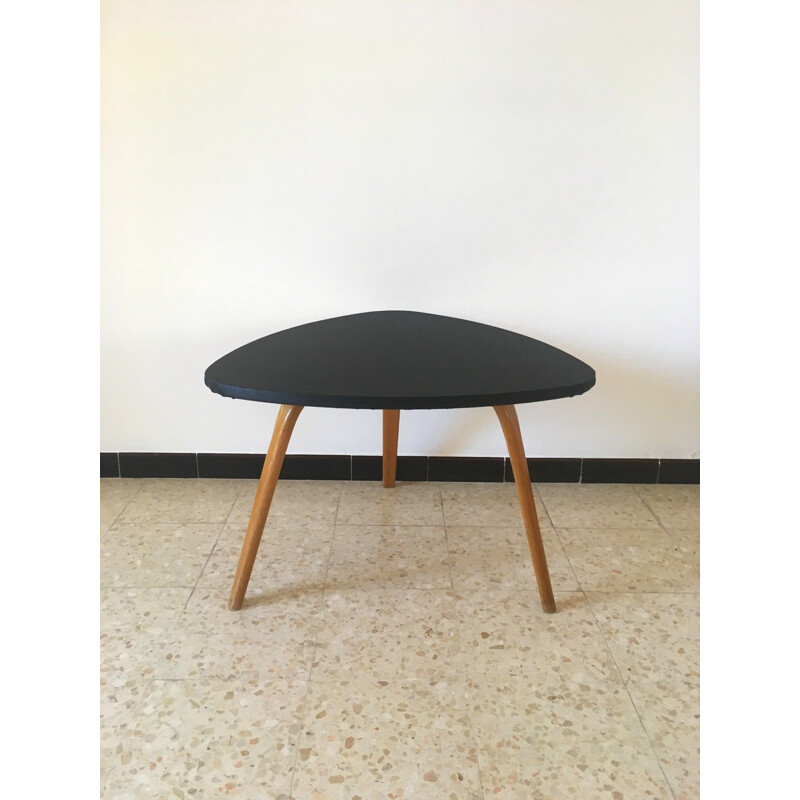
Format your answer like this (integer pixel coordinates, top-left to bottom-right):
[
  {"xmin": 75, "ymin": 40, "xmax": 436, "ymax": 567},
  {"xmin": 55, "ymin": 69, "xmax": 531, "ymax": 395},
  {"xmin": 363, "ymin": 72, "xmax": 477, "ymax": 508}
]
[
  {"xmin": 352, "ymin": 455, "xmax": 428, "ymax": 482},
  {"xmin": 505, "ymin": 458, "xmax": 582, "ymax": 483},
  {"xmin": 280, "ymin": 455, "xmax": 351, "ymax": 480},
  {"xmin": 103, "ymin": 454, "xmax": 699, "ymax": 484},
  {"xmin": 581, "ymin": 458, "xmax": 660, "ymax": 484},
  {"xmin": 119, "ymin": 452, "xmax": 198, "ymax": 478},
  {"xmin": 658, "ymin": 458, "xmax": 701, "ymax": 484},
  {"xmin": 100, "ymin": 452, "xmax": 119, "ymax": 478},
  {"xmin": 197, "ymin": 453, "xmax": 265, "ymax": 479},
  {"xmin": 428, "ymin": 457, "xmax": 504, "ymax": 482}
]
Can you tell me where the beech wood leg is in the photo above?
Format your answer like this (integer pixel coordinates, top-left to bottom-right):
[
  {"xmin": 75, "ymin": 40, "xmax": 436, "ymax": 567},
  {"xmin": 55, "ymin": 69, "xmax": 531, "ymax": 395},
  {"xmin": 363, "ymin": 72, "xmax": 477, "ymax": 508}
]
[
  {"xmin": 228, "ymin": 404, "xmax": 303, "ymax": 610},
  {"xmin": 494, "ymin": 404, "xmax": 556, "ymax": 613},
  {"xmin": 383, "ymin": 409, "xmax": 400, "ymax": 488}
]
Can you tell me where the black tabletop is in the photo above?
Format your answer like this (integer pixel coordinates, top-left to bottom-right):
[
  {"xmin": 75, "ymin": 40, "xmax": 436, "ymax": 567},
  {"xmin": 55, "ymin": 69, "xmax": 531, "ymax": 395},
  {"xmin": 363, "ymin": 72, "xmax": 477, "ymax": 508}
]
[{"xmin": 204, "ymin": 310, "xmax": 595, "ymax": 410}]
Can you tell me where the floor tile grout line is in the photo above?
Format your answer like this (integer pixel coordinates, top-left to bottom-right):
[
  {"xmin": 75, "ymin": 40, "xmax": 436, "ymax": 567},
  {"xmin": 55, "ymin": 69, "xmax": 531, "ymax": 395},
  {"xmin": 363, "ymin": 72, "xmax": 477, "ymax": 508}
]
[
  {"xmin": 101, "ymin": 584, "xmax": 211, "ymax": 590},
  {"xmin": 288, "ymin": 482, "xmax": 344, "ymax": 800},
  {"xmin": 182, "ymin": 495, "xmax": 239, "ymax": 612},
  {"xmin": 633, "ymin": 485, "xmax": 669, "ymax": 531},
  {"xmin": 621, "ymin": 665, "xmax": 680, "ymax": 799},
  {"xmin": 438, "ymin": 485, "xmax": 493, "ymax": 800},
  {"xmin": 550, "ymin": 528, "xmax": 581, "ymax": 592},
  {"xmin": 100, "ymin": 584, "xmax": 699, "ymax": 595},
  {"xmin": 287, "ymin": 651, "xmax": 317, "ymax": 800},
  {"xmin": 633, "ymin": 484, "xmax": 703, "ymax": 531},
  {"xmin": 321, "ymin": 481, "xmax": 344, "ymax": 599},
  {"xmin": 552, "ymin": 523, "xmax": 697, "ymax": 532},
  {"xmin": 634, "ymin": 487, "xmax": 701, "ymax": 559},
  {"xmin": 438, "ymin": 485, "xmax": 455, "ymax": 593},
  {"xmin": 572, "ymin": 589, "xmax": 701, "ymax": 595},
  {"xmin": 580, "ymin": 586, "xmax": 678, "ymax": 800},
  {"xmin": 554, "ymin": 518, "xmax": 700, "ymax": 584},
  {"xmin": 533, "ymin": 481, "xmax": 556, "ymax": 528},
  {"xmin": 104, "ymin": 520, "xmax": 235, "ymax": 527},
  {"xmin": 101, "ymin": 480, "xmax": 146, "ymax": 536},
  {"xmin": 328, "ymin": 521, "xmax": 556, "ymax": 529}
]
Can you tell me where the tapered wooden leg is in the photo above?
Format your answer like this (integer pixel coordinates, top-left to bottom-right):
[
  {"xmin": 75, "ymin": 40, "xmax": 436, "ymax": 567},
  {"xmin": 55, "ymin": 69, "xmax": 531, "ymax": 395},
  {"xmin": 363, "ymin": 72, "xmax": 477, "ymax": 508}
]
[
  {"xmin": 494, "ymin": 405, "xmax": 556, "ymax": 613},
  {"xmin": 228, "ymin": 404, "xmax": 303, "ymax": 610},
  {"xmin": 383, "ymin": 409, "xmax": 400, "ymax": 488}
]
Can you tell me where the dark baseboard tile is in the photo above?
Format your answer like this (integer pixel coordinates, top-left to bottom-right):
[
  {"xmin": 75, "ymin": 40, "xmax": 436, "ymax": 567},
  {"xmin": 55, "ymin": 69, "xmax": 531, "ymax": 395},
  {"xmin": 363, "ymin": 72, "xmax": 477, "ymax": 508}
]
[
  {"xmin": 280, "ymin": 455, "xmax": 350, "ymax": 480},
  {"xmin": 113, "ymin": 452, "xmax": 349, "ymax": 481},
  {"xmin": 505, "ymin": 458, "xmax": 582, "ymax": 483},
  {"xmin": 198, "ymin": 453, "xmax": 265, "ymax": 479},
  {"xmin": 582, "ymin": 458, "xmax": 660, "ymax": 484},
  {"xmin": 102, "ymin": 453, "xmax": 700, "ymax": 484},
  {"xmin": 352, "ymin": 455, "xmax": 428, "ymax": 482},
  {"xmin": 119, "ymin": 452, "xmax": 198, "ymax": 478},
  {"xmin": 198, "ymin": 453, "xmax": 350, "ymax": 480},
  {"xmin": 428, "ymin": 457, "xmax": 504, "ymax": 482},
  {"xmin": 100, "ymin": 452, "xmax": 120, "ymax": 478},
  {"xmin": 659, "ymin": 458, "xmax": 700, "ymax": 484}
]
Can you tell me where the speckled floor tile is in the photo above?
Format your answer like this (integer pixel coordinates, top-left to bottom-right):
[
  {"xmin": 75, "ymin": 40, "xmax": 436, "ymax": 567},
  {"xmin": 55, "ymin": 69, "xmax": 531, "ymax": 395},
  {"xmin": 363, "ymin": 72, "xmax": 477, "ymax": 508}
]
[
  {"xmin": 441, "ymin": 482, "xmax": 550, "ymax": 528},
  {"xmin": 198, "ymin": 522, "xmax": 334, "ymax": 594},
  {"xmin": 447, "ymin": 525, "xmax": 578, "ymax": 592},
  {"xmin": 467, "ymin": 673, "xmax": 673, "ymax": 799},
  {"xmin": 557, "ymin": 528, "xmax": 700, "ymax": 592},
  {"xmin": 292, "ymin": 676, "xmax": 482, "ymax": 799},
  {"xmin": 455, "ymin": 590, "xmax": 622, "ymax": 684},
  {"xmin": 229, "ymin": 479, "xmax": 342, "ymax": 526},
  {"xmin": 586, "ymin": 592, "xmax": 700, "ymax": 685},
  {"xmin": 100, "ymin": 588, "xmax": 191, "ymax": 677},
  {"xmin": 636, "ymin": 484, "xmax": 700, "ymax": 529},
  {"xmin": 312, "ymin": 589, "xmax": 462, "ymax": 681},
  {"xmin": 98, "ymin": 479, "xmax": 700, "ymax": 799},
  {"xmin": 117, "ymin": 478, "xmax": 242, "ymax": 524},
  {"xmin": 101, "ymin": 523, "xmax": 222, "ymax": 587},
  {"xmin": 627, "ymin": 676, "xmax": 700, "ymax": 800},
  {"xmin": 537, "ymin": 484, "xmax": 660, "ymax": 529},
  {"xmin": 101, "ymin": 587, "xmax": 191, "ymax": 634},
  {"xmin": 101, "ymin": 676, "xmax": 306, "ymax": 799},
  {"xmin": 151, "ymin": 587, "xmax": 321, "ymax": 681},
  {"xmin": 100, "ymin": 478, "xmax": 145, "ymax": 534},
  {"xmin": 326, "ymin": 525, "xmax": 451, "ymax": 589},
  {"xmin": 667, "ymin": 528, "xmax": 700, "ymax": 573},
  {"xmin": 101, "ymin": 674, "xmax": 148, "ymax": 728},
  {"xmin": 336, "ymin": 481, "xmax": 444, "ymax": 525}
]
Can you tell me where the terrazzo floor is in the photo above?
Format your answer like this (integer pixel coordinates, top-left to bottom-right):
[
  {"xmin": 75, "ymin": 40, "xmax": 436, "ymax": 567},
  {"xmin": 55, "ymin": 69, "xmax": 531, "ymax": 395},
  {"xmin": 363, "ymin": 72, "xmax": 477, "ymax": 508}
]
[{"xmin": 100, "ymin": 478, "xmax": 699, "ymax": 800}]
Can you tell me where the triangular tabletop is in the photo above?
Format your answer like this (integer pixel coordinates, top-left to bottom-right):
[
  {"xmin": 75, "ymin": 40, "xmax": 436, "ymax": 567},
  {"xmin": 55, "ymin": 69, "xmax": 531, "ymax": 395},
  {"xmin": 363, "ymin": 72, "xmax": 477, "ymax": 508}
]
[{"xmin": 205, "ymin": 310, "xmax": 595, "ymax": 410}]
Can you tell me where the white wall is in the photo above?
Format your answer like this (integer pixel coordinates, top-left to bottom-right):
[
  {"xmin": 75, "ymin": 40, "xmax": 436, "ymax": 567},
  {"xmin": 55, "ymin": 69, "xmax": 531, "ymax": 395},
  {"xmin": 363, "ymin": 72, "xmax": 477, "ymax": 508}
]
[{"xmin": 101, "ymin": 0, "xmax": 698, "ymax": 459}]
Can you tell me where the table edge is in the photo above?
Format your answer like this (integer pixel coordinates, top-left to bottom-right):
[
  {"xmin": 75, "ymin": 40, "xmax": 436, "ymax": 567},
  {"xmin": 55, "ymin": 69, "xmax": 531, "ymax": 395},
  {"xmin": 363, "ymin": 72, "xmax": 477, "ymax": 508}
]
[{"xmin": 204, "ymin": 373, "xmax": 596, "ymax": 410}]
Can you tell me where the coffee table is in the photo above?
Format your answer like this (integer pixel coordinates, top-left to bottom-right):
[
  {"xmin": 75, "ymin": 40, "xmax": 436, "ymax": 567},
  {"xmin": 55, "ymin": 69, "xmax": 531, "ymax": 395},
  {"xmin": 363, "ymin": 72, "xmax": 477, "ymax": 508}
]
[{"xmin": 205, "ymin": 310, "xmax": 595, "ymax": 613}]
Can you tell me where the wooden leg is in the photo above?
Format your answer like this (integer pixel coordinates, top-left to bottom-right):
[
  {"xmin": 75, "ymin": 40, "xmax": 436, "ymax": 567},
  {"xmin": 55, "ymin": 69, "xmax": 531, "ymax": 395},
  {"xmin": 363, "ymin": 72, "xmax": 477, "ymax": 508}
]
[
  {"xmin": 228, "ymin": 404, "xmax": 303, "ymax": 610},
  {"xmin": 383, "ymin": 409, "xmax": 400, "ymax": 488},
  {"xmin": 493, "ymin": 405, "xmax": 556, "ymax": 613}
]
